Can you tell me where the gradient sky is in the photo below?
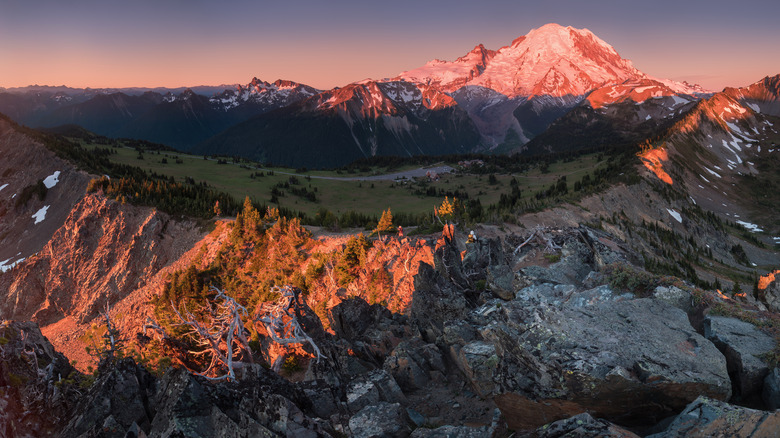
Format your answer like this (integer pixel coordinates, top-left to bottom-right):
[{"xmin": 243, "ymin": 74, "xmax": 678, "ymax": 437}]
[{"xmin": 2, "ymin": 0, "xmax": 779, "ymax": 92}]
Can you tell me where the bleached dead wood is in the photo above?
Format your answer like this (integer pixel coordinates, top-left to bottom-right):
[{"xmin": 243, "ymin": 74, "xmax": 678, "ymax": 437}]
[
  {"xmin": 254, "ymin": 285, "xmax": 323, "ymax": 362},
  {"xmin": 514, "ymin": 226, "xmax": 561, "ymax": 255},
  {"xmin": 168, "ymin": 287, "xmax": 253, "ymax": 381}
]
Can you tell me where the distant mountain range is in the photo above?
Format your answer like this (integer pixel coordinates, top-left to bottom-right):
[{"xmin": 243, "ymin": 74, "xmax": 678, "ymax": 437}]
[{"xmin": 0, "ymin": 23, "xmax": 744, "ymax": 168}]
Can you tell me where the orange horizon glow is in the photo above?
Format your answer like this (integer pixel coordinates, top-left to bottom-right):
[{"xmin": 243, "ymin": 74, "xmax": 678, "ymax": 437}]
[
  {"xmin": 2, "ymin": 32, "xmax": 778, "ymax": 93},
  {"xmin": 2, "ymin": 1, "xmax": 779, "ymax": 93}
]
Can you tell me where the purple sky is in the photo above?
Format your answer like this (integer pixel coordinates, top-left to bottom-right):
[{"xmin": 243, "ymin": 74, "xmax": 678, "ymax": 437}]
[{"xmin": 2, "ymin": 0, "xmax": 778, "ymax": 91}]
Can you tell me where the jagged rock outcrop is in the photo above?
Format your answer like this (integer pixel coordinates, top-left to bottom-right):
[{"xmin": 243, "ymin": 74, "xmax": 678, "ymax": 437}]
[
  {"xmin": 411, "ymin": 262, "xmax": 471, "ymax": 341},
  {"xmin": 0, "ymin": 321, "xmax": 77, "ymax": 438},
  {"xmin": 648, "ymin": 396, "xmax": 780, "ymax": 437},
  {"xmin": 330, "ymin": 297, "xmax": 392, "ymax": 344},
  {"xmin": 60, "ymin": 358, "xmax": 156, "ymax": 437},
  {"xmin": 6, "ymin": 221, "xmax": 776, "ymax": 437},
  {"xmin": 148, "ymin": 366, "xmax": 327, "ymax": 438},
  {"xmin": 53, "ymin": 358, "xmax": 329, "ymax": 438}
]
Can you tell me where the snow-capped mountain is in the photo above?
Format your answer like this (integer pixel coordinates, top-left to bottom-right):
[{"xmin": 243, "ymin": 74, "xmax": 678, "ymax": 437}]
[
  {"xmin": 400, "ymin": 23, "xmax": 703, "ymax": 99},
  {"xmin": 208, "ymin": 78, "xmax": 320, "ymax": 112},
  {"xmin": 0, "ymin": 23, "xmax": 725, "ymax": 167},
  {"xmin": 397, "ymin": 23, "xmax": 707, "ymax": 148}
]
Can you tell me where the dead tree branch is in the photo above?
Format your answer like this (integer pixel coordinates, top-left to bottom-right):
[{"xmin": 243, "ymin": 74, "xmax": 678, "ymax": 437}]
[
  {"xmin": 514, "ymin": 226, "xmax": 561, "ymax": 255},
  {"xmin": 169, "ymin": 287, "xmax": 253, "ymax": 381},
  {"xmin": 254, "ymin": 285, "xmax": 323, "ymax": 362}
]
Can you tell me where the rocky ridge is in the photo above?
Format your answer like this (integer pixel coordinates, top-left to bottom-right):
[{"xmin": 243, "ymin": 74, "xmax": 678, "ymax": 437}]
[{"xmin": 3, "ymin": 223, "xmax": 780, "ymax": 437}]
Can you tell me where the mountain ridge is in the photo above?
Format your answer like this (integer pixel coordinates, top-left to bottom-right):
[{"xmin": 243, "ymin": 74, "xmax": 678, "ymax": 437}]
[{"xmin": 0, "ymin": 23, "xmax": 739, "ymax": 168}]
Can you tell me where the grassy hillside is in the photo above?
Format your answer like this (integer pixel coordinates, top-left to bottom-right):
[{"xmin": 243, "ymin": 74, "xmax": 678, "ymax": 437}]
[{"xmin": 85, "ymin": 139, "xmax": 621, "ymax": 223}]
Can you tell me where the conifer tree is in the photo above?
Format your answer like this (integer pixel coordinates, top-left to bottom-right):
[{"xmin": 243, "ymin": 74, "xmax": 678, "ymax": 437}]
[{"xmin": 375, "ymin": 208, "xmax": 394, "ymax": 238}]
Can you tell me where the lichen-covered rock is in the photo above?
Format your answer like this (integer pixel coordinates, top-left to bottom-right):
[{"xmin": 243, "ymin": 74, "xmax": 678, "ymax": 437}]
[
  {"xmin": 347, "ymin": 369, "xmax": 406, "ymax": 413},
  {"xmin": 652, "ymin": 285, "xmax": 693, "ymax": 313},
  {"xmin": 348, "ymin": 402, "xmax": 411, "ymax": 438},
  {"xmin": 514, "ymin": 283, "xmax": 631, "ymax": 308},
  {"xmin": 703, "ymin": 315, "xmax": 775, "ymax": 401},
  {"xmin": 455, "ymin": 341, "xmax": 498, "ymax": 397},
  {"xmin": 486, "ymin": 264, "xmax": 515, "ymax": 300},
  {"xmin": 648, "ymin": 396, "xmax": 780, "ymax": 437},
  {"xmin": 488, "ymin": 298, "xmax": 731, "ymax": 430}
]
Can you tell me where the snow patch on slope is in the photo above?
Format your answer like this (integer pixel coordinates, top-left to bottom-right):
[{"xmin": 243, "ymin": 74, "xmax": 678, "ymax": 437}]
[
  {"xmin": 32, "ymin": 205, "xmax": 49, "ymax": 224},
  {"xmin": 43, "ymin": 171, "xmax": 60, "ymax": 189},
  {"xmin": 0, "ymin": 254, "xmax": 25, "ymax": 273},
  {"xmin": 736, "ymin": 220, "xmax": 763, "ymax": 233},
  {"xmin": 667, "ymin": 209, "xmax": 682, "ymax": 223}
]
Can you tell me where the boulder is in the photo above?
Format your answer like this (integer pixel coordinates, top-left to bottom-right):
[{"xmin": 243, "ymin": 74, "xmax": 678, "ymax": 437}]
[
  {"xmin": 703, "ymin": 315, "xmax": 775, "ymax": 400},
  {"xmin": 486, "ymin": 264, "xmax": 515, "ymax": 300},
  {"xmin": 487, "ymin": 298, "xmax": 731, "ymax": 430},
  {"xmin": 348, "ymin": 402, "xmax": 411, "ymax": 438},
  {"xmin": 652, "ymin": 285, "xmax": 693, "ymax": 313},
  {"xmin": 534, "ymin": 413, "xmax": 640, "ymax": 438},
  {"xmin": 347, "ymin": 369, "xmax": 406, "ymax": 412},
  {"xmin": 762, "ymin": 367, "xmax": 780, "ymax": 410},
  {"xmin": 384, "ymin": 339, "xmax": 445, "ymax": 391},
  {"xmin": 648, "ymin": 396, "xmax": 780, "ymax": 437},
  {"xmin": 455, "ymin": 341, "xmax": 498, "ymax": 397}
]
